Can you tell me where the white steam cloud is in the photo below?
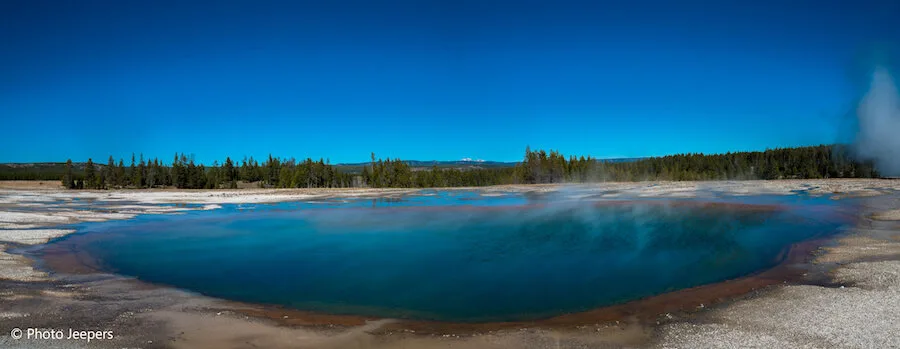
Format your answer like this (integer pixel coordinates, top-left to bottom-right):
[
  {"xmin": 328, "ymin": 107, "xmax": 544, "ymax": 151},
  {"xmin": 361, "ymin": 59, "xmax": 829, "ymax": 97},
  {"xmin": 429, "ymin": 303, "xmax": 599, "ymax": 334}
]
[{"xmin": 855, "ymin": 67, "xmax": 900, "ymax": 176}]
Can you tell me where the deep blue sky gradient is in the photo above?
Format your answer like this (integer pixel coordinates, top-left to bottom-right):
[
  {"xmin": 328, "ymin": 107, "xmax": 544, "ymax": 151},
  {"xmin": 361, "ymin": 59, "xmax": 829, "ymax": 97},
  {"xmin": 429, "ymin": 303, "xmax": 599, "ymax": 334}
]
[{"xmin": 2, "ymin": 0, "xmax": 899, "ymax": 164}]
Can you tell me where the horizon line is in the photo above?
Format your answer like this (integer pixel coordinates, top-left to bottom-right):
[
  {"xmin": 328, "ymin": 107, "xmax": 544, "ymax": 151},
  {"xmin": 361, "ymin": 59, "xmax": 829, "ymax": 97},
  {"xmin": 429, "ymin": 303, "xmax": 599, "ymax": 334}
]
[{"xmin": 0, "ymin": 143, "xmax": 845, "ymax": 167}]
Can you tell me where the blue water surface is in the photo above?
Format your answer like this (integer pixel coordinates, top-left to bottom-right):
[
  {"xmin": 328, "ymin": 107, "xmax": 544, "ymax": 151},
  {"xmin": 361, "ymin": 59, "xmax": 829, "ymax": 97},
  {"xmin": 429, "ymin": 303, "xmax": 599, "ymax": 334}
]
[{"xmin": 42, "ymin": 190, "xmax": 853, "ymax": 322}]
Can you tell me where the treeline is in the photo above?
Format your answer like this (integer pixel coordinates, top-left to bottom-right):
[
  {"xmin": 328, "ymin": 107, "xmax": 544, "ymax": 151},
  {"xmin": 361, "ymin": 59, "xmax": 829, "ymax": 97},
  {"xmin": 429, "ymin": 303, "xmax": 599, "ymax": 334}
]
[
  {"xmin": 61, "ymin": 153, "xmax": 357, "ymax": 189},
  {"xmin": 0, "ymin": 164, "xmax": 73, "ymax": 181},
  {"xmin": 357, "ymin": 144, "xmax": 878, "ymax": 186},
  {"xmin": 607, "ymin": 144, "xmax": 877, "ymax": 181},
  {"xmin": 514, "ymin": 144, "xmax": 879, "ymax": 183},
  {"xmin": 57, "ymin": 144, "xmax": 879, "ymax": 190}
]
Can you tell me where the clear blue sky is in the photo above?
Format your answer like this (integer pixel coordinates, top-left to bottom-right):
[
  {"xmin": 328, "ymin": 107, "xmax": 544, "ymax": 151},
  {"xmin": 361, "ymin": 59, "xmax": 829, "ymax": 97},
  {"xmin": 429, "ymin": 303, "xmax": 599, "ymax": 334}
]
[{"xmin": 2, "ymin": 0, "xmax": 898, "ymax": 164}]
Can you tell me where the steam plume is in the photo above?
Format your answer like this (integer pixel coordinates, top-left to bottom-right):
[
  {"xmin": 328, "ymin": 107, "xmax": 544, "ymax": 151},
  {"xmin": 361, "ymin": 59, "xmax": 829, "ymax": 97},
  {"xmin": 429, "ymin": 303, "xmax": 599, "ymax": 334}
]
[{"xmin": 854, "ymin": 67, "xmax": 900, "ymax": 176}]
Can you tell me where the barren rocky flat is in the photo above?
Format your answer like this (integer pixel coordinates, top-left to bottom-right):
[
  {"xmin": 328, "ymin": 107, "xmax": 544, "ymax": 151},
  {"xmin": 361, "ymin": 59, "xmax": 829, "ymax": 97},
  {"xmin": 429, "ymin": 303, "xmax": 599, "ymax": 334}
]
[{"xmin": 0, "ymin": 179, "xmax": 898, "ymax": 348}]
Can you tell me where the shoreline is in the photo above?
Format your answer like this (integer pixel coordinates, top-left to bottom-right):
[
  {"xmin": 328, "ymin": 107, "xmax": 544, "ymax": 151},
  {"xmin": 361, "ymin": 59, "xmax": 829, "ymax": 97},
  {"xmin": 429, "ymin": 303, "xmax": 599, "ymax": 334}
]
[
  {"xmin": 33, "ymin": 200, "xmax": 844, "ymax": 333},
  {"xmin": 1, "ymin": 180, "xmax": 899, "ymax": 348}
]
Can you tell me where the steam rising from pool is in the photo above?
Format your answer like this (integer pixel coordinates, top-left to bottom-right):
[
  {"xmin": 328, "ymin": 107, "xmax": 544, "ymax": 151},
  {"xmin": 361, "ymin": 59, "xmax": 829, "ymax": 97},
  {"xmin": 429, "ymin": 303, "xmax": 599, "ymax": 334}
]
[{"xmin": 855, "ymin": 67, "xmax": 900, "ymax": 176}]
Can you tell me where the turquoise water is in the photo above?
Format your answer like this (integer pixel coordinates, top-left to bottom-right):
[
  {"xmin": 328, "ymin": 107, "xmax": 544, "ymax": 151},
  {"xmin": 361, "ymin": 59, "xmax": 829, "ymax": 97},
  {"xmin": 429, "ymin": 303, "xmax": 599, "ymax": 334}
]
[{"xmin": 43, "ymin": 190, "xmax": 853, "ymax": 322}]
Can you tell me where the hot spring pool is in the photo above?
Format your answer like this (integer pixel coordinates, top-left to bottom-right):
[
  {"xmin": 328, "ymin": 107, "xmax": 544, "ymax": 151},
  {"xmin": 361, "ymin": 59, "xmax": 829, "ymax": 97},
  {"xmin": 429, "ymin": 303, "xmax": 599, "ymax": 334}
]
[{"xmin": 41, "ymin": 191, "xmax": 853, "ymax": 322}]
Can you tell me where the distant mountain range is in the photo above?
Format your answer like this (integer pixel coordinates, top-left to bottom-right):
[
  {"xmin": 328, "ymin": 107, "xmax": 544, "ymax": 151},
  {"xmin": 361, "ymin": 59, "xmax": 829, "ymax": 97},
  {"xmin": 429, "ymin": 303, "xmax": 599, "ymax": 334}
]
[
  {"xmin": 336, "ymin": 159, "xmax": 517, "ymax": 168},
  {"xmin": 334, "ymin": 157, "xmax": 644, "ymax": 171},
  {"xmin": 597, "ymin": 157, "xmax": 645, "ymax": 163}
]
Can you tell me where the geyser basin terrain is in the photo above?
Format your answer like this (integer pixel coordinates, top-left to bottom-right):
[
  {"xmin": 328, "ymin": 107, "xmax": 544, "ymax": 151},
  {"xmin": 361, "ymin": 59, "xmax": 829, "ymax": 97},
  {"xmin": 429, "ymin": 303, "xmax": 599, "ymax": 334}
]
[{"xmin": 41, "ymin": 191, "xmax": 851, "ymax": 323}]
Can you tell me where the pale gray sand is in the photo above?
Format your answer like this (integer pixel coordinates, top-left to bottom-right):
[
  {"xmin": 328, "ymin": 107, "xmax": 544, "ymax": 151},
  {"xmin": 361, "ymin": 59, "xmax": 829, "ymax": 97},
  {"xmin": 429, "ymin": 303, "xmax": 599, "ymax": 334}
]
[
  {"xmin": 0, "ymin": 230, "xmax": 75, "ymax": 245},
  {"xmin": 655, "ymin": 261, "xmax": 900, "ymax": 349},
  {"xmin": 0, "ymin": 245, "xmax": 50, "ymax": 281}
]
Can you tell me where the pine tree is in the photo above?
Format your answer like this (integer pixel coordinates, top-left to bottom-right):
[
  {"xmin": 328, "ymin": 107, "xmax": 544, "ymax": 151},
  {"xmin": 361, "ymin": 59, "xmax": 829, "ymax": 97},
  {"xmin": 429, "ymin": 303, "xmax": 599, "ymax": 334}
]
[
  {"xmin": 106, "ymin": 156, "xmax": 116, "ymax": 188},
  {"xmin": 129, "ymin": 153, "xmax": 137, "ymax": 188},
  {"xmin": 97, "ymin": 163, "xmax": 107, "ymax": 189},
  {"xmin": 116, "ymin": 159, "xmax": 126, "ymax": 187},
  {"xmin": 224, "ymin": 157, "xmax": 236, "ymax": 188},
  {"xmin": 84, "ymin": 158, "xmax": 96, "ymax": 189},
  {"xmin": 361, "ymin": 166, "xmax": 370, "ymax": 187},
  {"xmin": 137, "ymin": 153, "xmax": 145, "ymax": 188},
  {"xmin": 62, "ymin": 159, "xmax": 75, "ymax": 189}
]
